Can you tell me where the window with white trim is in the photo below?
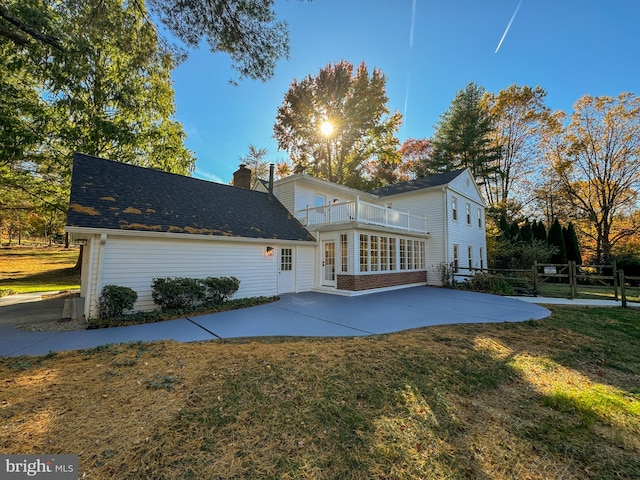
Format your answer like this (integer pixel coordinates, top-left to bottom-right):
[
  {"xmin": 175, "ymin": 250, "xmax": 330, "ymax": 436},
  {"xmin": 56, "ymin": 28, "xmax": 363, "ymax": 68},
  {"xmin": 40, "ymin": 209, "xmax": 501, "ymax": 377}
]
[
  {"xmin": 281, "ymin": 248, "xmax": 293, "ymax": 271},
  {"xmin": 371, "ymin": 236, "xmax": 379, "ymax": 272},
  {"xmin": 452, "ymin": 197, "xmax": 458, "ymax": 221},
  {"xmin": 340, "ymin": 234, "xmax": 348, "ymax": 273},
  {"xmin": 453, "ymin": 244, "xmax": 459, "ymax": 273},
  {"xmin": 380, "ymin": 237, "xmax": 388, "ymax": 271},
  {"xmin": 477, "ymin": 208, "xmax": 483, "ymax": 228},
  {"xmin": 466, "ymin": 203, "xmax": 471, "ymax": 225},
  {"xmin": 468, "ymin": 245, "xmax": 473, "ymax": 270},
  {"xmin": 359, "ymin": 234, "xmax": 369, "ymax": 272}
]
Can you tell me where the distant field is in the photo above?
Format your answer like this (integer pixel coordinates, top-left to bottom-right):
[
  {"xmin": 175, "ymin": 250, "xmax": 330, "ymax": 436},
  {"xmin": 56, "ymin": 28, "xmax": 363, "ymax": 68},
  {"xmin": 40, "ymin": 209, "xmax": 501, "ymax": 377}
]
[{"xmin": 0, "ymin": 246, "xmax": 80, "ymax": 295}]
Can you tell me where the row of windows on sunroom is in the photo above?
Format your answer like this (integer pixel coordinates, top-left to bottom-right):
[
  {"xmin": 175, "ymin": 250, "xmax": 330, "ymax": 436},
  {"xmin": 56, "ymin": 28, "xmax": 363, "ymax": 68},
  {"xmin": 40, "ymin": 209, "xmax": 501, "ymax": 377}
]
[
  {"xmin": 358, "ymin": 234, "xmax": 426, "ymax": 273},
  {"xmin": 451, "ymin": 197, "xmax": 482, "ymax": 228}
]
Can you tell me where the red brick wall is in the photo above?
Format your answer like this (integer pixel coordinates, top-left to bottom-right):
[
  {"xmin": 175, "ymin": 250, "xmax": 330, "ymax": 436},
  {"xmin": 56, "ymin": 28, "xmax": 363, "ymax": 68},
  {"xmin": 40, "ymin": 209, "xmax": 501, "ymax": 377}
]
[{"xmin": 337, "ymin": 271, "xmax": 427, "ymax": 291}]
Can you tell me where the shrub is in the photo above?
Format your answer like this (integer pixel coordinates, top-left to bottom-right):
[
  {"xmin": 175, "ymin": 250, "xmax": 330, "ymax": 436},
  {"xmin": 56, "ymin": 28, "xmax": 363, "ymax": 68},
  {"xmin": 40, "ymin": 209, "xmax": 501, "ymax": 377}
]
[
  {"xmin": 201, "ymin": 276, "xmax": 240, "ymax": 306},
  {"xmin": 98, "ymin": 285, "xmax": 138, "ymax": 320},
  {"xmin": 151, "ymin": 277, "xmax": 206, "ymax": 312},
  {"xmin": 436, "ymin": 261, "xmax": 456, "ymax": 287}
]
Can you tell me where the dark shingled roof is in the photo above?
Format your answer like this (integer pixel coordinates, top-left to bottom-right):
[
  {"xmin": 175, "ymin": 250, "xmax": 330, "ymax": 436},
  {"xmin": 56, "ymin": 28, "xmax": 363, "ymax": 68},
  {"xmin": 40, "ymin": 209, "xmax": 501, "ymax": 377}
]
[
  {"xmin": 67, "ymin": 153, "xmax": 315, "ymax": 242},
  {"xmin": 368, "ymin": 168, "xmax": 467, "ymax": 197}
]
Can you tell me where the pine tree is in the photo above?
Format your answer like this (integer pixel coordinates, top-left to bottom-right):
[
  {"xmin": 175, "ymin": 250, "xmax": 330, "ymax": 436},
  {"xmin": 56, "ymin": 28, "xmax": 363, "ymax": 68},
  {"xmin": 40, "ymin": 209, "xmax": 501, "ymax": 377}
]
[
  {"xmin": 548, "ymin": 219, "xmax": 566, "ymax": 264},
  {"xmin": 520, "ymin": 220, "xmax": 533, "ymax": 243},
  {"xmin": 532, "ymin": 220, "xmax": 547, "ymax": 243},
  {"xmin": 430, "ymin": 82, "xmax": 500, "ymax": 185},
  {"xmin": 564, "ymin": 222, "xmax": 582, "ymax": 264}
]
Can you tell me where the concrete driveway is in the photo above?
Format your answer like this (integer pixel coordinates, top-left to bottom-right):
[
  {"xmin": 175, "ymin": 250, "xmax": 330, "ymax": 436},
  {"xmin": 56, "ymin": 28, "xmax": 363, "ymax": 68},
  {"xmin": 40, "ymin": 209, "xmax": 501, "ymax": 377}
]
[{"xmin": 0, "ymin": 287, "xmax": 551, "ymax": 357}]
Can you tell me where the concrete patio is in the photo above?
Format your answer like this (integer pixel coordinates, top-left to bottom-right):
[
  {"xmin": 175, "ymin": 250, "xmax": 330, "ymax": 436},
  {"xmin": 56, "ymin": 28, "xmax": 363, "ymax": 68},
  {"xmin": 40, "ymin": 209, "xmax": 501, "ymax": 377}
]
[{"xmin": 0, "ymin": 287, "xmax": 554, "ymax": 357}]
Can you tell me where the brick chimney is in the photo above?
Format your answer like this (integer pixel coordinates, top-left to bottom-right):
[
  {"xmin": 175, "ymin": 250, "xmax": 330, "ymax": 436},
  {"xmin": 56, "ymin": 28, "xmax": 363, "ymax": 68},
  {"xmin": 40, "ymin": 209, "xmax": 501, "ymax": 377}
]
[{"xmin": 232, "ymin": 164, "xmax": 252, "ymax": 189}]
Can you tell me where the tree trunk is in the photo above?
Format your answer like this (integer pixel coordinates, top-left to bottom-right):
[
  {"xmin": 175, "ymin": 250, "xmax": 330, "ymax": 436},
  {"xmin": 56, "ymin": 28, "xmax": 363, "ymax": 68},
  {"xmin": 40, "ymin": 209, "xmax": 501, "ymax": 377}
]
[{"xmin": 73, "ymin": 245, "xmax": 83, "ymax": 271}]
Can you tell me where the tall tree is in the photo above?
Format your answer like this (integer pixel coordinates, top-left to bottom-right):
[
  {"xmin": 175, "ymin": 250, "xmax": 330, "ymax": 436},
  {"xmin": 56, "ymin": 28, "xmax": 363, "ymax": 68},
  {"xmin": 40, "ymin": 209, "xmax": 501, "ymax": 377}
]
[
  {"xmin": 239, "ymin": 144, "xmax": 271, "ymax": 189},
  {"xmin": 398, "ymin": 138, "xmax": 434, "ymax": 179},
  {"xmin": 484, "ymin": 84, "xmax": 552, "ymax": 216},
  {"xmin": 544, "ymin": 93, "xmax": 640, "ymax": 264},
  {"xmin": 0, "ymin": 0, "xmax": 296, "ymax": 82},
  {"xmin": 0, "ymin": 0, "xmax": 195, "ymax": 244},
  {"xmin": 273, "ymin": 60, "xmax": 402, "ymax": 188},
  {"xmin": 430, "ymin": 82, "xmax": 499, "ymax": 189},
  {"xmin": 547, "ymin": 218, "xmax": 566, "ymax": 264},
  {"xmin": 564, "ymin": 222, "xmax": 581, "ymax": 264}
]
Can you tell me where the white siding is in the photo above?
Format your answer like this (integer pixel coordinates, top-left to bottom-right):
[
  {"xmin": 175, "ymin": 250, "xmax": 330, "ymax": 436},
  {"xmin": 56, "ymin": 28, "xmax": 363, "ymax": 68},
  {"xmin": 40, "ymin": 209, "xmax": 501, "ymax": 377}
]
[
  {"xmin": 273, "ymin": 181, "xmax": 295, "ymax": 214},
  {"xmin": 374, "ymin": 189, "xmax": 446, "ymax": 285},
  {"xmin": 296, "ymin": 244, "xmax": 316, "ymax": 291},
  {"xmin": 445, "ymin": 187, "xmax": 487, "ymax": 280},
  {"xmin": 87, "ymin": 234, "xmax": 313, "ymax": 318}
]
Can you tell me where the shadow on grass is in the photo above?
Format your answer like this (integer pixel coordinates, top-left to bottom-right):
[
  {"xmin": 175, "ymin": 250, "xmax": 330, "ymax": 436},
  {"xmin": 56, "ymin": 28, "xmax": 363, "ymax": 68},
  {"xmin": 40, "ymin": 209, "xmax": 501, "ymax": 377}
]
[{"xmin": 0, "ymin": 268, "xmax": 80, "ymax": 293}]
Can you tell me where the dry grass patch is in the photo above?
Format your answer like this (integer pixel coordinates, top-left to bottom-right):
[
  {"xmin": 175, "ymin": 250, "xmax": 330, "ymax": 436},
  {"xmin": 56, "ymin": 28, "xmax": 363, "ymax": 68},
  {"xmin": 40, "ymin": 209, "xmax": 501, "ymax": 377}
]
[{"xmin": 1, "ymin": 308, "xmax": 639, "ymax": 479}]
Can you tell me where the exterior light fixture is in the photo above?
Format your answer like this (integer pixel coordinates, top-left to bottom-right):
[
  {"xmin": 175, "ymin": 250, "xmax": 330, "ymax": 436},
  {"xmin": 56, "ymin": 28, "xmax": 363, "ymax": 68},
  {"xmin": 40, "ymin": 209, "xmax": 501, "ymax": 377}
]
[{"xmin": 265, "ymin": 246, "xmax": 274, "ymax": 256}]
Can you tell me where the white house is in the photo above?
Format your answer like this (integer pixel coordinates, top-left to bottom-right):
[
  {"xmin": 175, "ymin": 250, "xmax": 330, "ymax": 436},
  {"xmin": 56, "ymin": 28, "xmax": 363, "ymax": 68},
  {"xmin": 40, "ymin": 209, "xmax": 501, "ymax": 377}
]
[{"xmin": 66, "ymin": 153, "xmax": 487, "ymax": 318}]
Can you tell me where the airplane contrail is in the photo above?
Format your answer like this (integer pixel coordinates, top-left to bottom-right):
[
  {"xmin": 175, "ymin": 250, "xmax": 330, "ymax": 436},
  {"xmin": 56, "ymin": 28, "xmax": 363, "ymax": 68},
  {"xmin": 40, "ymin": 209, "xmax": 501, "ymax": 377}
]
[
  {"xmin": 495, "ymin": 0, "xmax": 523, "ymax": 53},
  {"xmin": 409, "ymin": 0, "xmax": 416, "ymax": 47}
]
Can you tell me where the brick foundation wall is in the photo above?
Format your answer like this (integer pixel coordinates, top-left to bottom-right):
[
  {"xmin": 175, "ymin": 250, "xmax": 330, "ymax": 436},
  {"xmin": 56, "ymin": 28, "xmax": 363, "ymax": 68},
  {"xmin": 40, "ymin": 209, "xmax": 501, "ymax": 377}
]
[{"xmin": 337, "ymin": 271, "xmax": 427, "ymax": 291}]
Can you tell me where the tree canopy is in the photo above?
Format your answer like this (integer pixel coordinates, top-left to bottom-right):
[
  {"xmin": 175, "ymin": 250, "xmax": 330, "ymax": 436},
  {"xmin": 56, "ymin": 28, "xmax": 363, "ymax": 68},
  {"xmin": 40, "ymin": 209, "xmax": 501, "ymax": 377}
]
[
  {"xmin": 430, "ymin": 82, "xmax": 500, "ymax": 187},
  {"xmin": 273, "ymin": 60, "xmax": 402, "ymax": 188},
  {"xmin": 543, "ymin": 93, "xmax": 640, "ymax": 263},
  {"xmin": 483, "ymin": 84, "xmax": 552, "ymax": 216},
  {"xmin": 0, "ymin": 0, "xmax": 295, "ymax": 82},
  {"xmin": 0, "ymin": 0, "xmax": 194, "ymax": 242}
]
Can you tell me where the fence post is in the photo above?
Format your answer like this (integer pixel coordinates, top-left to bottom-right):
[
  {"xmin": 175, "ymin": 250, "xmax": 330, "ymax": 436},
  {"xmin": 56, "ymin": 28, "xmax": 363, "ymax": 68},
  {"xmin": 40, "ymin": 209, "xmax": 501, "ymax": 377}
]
[
  {"xmin": 532, "ymin": 261, "xmax": 538, "ymax": 293},
  {"xmin": 613, "ymin": 260, "xmax": 619, "ymax": 301},
  {"xmin": 619, "ymin": 270, "xmax": 627, "ymax": 308},
  {"xmin": 568, "ymin": 261, "xmax": 575, "ymax": 299}
]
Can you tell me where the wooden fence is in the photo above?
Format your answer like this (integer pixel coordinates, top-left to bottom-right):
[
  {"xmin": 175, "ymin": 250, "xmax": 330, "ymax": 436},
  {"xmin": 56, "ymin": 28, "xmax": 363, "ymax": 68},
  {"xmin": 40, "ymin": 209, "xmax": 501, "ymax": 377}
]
[{"xmin": 453, "ymin": 261, "xmax": 637, "ymax": 307}]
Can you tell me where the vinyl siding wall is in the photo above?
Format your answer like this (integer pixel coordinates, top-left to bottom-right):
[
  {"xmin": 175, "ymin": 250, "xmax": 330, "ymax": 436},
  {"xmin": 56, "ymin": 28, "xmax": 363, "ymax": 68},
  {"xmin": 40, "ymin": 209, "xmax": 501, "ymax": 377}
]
[
  {"xmin": 376, "ymin": 189, "xmax": 445, "ymax": 285},
  {"xmin": 83, "ymin": 234, "xmax": 315, "ymax": 318}
]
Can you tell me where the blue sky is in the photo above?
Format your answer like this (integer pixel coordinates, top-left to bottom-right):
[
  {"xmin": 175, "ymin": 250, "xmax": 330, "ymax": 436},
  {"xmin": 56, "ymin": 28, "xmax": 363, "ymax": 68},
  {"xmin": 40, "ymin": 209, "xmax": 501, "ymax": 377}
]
[{"xmin": 170, "ymin": 0, "xmax": 640, "ymax": 184}]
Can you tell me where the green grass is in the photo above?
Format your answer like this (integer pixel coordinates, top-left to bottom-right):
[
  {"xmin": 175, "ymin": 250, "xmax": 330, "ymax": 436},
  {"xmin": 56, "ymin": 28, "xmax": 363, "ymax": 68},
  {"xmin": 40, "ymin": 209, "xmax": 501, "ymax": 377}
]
[
  {"xmin": 536, "ymin": 282, "xmax": 640, "ymax": 302},
  {"xmin": 0, "ymin": 247, "xmax": 80, "ymax": 294}
]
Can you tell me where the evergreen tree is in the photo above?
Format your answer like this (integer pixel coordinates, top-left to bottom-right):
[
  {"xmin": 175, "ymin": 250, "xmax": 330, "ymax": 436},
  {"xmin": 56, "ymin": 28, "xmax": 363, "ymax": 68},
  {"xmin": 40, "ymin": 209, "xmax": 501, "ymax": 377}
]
[
  {"xmin": 430, "ymin": 82, "xmax": 500, "ymax": 186},
  {"xmin": 509, "ymin": 220, "xmax": 520, "ymax": 241},
  {"xmin": 548, "ymin": 219, "xmax": 566, "ymax": 264},
  {"xmin": 532, "ymin": 220, "xmax": 547, "ymax": 243},
  {"xmin": 498, "ymin": 213, "xmax": 510, "ymax": 238},
  {"xmin": 520, "ymin": 220, "xmax": 533, "ymax": 243},
  {"xmin": 564, "ymin": 222, "xmax": 582, "ymax": 264}
]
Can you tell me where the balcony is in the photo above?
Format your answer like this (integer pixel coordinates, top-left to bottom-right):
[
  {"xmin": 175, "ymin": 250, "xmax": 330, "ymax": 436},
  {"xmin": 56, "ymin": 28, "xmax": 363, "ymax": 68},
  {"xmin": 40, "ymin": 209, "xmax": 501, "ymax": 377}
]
[{"xmin": 296, "ymin": 199, "xmax": 427, "ymax": 234}]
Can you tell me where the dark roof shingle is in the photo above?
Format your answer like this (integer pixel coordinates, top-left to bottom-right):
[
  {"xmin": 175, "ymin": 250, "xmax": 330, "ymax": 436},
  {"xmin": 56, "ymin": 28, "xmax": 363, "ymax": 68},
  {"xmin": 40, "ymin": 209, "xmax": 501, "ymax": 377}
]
[
  {"xmin": 67, "ymin": 153, "xmax": 315, "ymax": 242},
  {"xmin": 368, "ymin": 168, "xmax": 467, "ymax": 197}
]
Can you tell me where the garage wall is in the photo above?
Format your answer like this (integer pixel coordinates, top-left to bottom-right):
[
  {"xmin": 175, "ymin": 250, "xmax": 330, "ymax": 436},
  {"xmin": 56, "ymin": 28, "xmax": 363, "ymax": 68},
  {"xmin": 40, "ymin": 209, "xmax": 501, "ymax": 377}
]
[{"xmin": 85, "ymin": 234, "xmax": 314, "ymax": 318}]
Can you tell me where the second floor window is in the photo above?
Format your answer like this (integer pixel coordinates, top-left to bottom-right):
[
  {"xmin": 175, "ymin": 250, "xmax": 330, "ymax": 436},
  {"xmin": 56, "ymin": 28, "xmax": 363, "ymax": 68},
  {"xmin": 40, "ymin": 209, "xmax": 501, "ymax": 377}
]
[{"xmin": 452, "ymin": 197, "xmax": 458, "ymax": 221}]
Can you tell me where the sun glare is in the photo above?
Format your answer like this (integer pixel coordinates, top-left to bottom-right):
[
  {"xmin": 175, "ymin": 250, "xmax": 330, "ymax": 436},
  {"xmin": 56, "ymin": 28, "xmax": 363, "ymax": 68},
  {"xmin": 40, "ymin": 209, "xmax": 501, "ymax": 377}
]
[{"xmin": 320, "ymin": 121, "xmax": 334, "ymax": 136}]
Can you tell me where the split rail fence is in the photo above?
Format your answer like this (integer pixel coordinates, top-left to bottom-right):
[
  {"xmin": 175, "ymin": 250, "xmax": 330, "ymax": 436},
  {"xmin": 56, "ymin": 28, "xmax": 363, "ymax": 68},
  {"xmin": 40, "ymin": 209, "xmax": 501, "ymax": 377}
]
[{"xmin": 453, "ymin": 261, "xmax": 638, "ymax": 308}]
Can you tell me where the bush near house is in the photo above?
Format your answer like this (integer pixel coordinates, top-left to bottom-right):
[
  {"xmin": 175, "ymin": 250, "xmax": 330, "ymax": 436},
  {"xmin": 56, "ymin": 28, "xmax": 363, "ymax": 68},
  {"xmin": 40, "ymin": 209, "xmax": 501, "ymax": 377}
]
[
  {"xmin": 98, "ymin": 285, "xmax": 138, "ymax": 320},
  {"xmin": 151, "ymin": 276, "xmax": 240, "ymax": 312}
]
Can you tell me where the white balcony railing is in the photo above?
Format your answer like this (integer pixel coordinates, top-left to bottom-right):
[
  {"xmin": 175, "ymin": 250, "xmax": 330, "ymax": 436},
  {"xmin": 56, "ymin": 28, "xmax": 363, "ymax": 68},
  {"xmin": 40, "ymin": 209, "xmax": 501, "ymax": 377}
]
[{"xmin": 296, "ymin": 199, "xmax": 427, "ymax": 234}]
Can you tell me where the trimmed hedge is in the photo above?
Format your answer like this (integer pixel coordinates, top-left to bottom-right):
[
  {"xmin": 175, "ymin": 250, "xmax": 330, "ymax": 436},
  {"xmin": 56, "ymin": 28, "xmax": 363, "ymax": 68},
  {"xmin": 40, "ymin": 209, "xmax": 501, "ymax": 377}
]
[
  {"xmin": 98, "ymin": 285, "xmax": 138, "ymax": 320},
  {"xmin": 151, "ymin": 276, "xmax": 240, "ymax": 312}
]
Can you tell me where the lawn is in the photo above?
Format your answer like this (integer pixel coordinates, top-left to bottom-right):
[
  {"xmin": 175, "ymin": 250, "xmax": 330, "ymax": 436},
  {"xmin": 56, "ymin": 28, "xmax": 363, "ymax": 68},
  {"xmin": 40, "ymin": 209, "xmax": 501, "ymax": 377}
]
[
  {"xmin": 1, "ymin": 307, "xmax": 638, "ymax": 479},
  {"xmin": 536, "ymin": 282, "xmax": 640, "ymax": 303},
  {"xmin": 0, "ymin": 246, "xmax": 80, "ymax": 295}
]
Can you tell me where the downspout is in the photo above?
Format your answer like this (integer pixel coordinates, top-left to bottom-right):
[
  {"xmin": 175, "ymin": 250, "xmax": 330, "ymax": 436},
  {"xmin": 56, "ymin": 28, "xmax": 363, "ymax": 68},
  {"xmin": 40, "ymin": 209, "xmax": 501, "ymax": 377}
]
[
  {"xmin": 443, "ymin": 187, "xmax": 449, "ymax": 265},
  {"xmin": 91, "ymin": 233, "xmax": 107, "ymax": 319},
  {"xmin": 84, "ymin": 235, "xmax": 96, "ymax": 319}
]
